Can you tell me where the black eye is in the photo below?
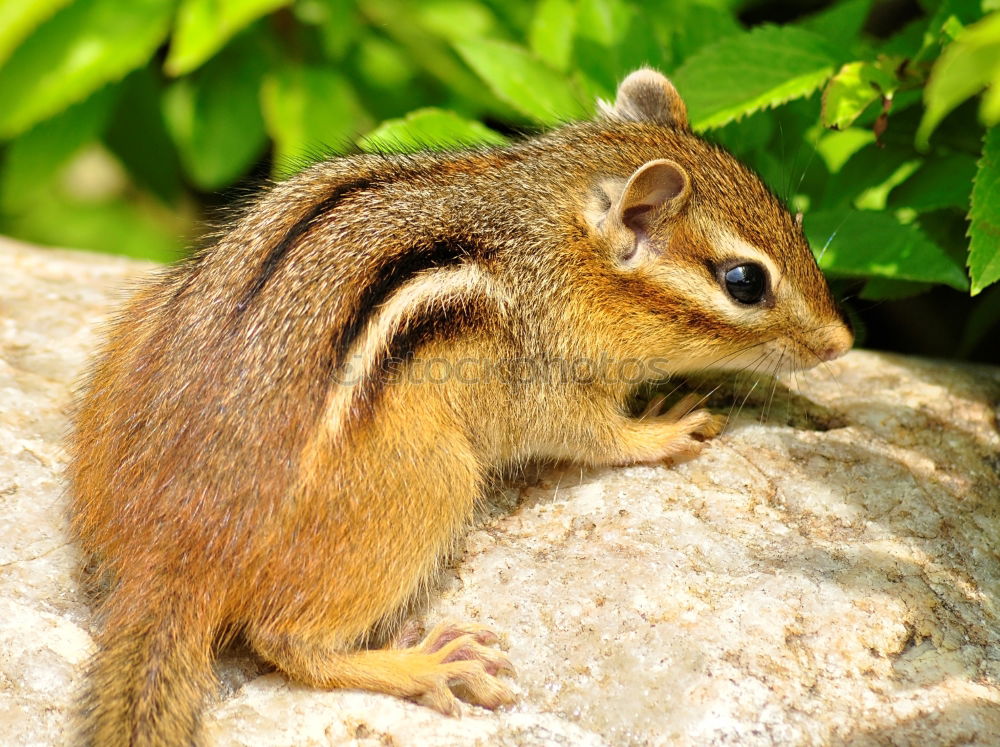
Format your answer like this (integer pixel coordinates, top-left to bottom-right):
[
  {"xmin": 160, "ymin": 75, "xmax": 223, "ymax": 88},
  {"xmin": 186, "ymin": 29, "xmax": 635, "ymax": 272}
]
[{"xmin": 723, "ymin": 263, "xmax": 768, "ymax": 305}]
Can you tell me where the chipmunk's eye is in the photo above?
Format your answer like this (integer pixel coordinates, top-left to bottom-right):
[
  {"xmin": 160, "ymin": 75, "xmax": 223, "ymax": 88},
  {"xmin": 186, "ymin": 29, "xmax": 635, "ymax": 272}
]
[{"xmin": 722, "ymin": 262, "xmax": 768, "ymax": 305}]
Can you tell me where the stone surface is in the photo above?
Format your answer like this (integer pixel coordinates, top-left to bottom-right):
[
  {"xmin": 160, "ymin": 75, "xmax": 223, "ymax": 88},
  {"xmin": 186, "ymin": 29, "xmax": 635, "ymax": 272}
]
[{"xmin": 1, "ymin": 235, "xmax": 998, "ymax": 746}]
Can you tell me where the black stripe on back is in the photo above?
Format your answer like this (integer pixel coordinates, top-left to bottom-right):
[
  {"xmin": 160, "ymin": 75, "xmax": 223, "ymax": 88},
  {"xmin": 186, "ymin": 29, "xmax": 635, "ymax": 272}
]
[
  {"xmin": 329, "ymin": 239, "xmax": 492, "ymax": 371},
  {"xmin": 237, "ymin": 176, "xmax": 376, "ymax": 311},
  {"xmin": 346, "ymin": 298, "xmax": 484, "ymax": 420}
]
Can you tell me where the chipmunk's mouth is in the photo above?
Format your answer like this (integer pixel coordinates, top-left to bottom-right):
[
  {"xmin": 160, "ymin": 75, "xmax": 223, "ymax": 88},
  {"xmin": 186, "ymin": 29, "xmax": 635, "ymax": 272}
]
[{"xmin": 780, "ymin": 323, "xmax": 854, "ymax": 371}]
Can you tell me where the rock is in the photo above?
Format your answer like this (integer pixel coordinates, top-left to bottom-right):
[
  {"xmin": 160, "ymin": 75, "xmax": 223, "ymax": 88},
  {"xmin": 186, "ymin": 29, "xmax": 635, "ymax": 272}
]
[{"xmin": 1, "ymin": 235, "xmax": 998, "ymax": 746}]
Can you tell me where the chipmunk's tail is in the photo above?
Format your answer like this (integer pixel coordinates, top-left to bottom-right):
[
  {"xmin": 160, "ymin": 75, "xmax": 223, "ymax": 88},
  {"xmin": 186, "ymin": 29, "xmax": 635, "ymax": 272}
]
[{"xmin": 79, "ymin": 588, "xmax": 218, "ymax": 746}]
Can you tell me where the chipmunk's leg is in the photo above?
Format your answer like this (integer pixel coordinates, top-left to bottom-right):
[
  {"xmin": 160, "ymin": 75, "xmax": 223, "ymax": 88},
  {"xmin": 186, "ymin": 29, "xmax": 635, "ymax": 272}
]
[
  {"xmin": 248, "ymin": 621, "xmax": 515, "ymax": 715},
  {"xmin": 573, "ymin": 393, "xmax": 725, "ymax": 466}
]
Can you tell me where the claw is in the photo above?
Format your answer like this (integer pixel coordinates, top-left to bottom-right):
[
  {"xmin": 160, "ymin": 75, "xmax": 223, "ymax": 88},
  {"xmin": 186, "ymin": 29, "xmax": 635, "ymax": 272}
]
[
  {"xmin": 656, "ymin": 408, "xmax": 726, "ymax": 464},
  {"xmin": 405, "ymin": 621, "xmax": 516, "ymax": 714},
  {"xmin": 680, "ymin": 409, "xmax": 725, "ymax": 440},
  {"xmin": 420, "ymin": 682, "xmax": 463, "ymax": 717}
]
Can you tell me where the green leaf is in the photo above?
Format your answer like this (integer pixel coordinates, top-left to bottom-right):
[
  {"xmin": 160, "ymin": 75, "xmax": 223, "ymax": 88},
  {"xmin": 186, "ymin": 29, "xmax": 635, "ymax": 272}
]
[
  {"xmin": 478, "ymin": 0, "xmax": 532, "ymax": 33},
  {"xmin": 968, "ymin": 126, "xmax": 1000, "ymax": 294},
  {"xmin": 672, "ymin": 25, "xmax": 839, "ymax": 131},
  {"xmin": 917, "ymin": 11, "xmax": 1000, "ymax": 148},
  {"xmin": 104, "ymin": 66, "xmax": 184, "ymax": 203},
  {"xmin": 294, "ymin": 0, "xmax": 360, "ymax": 59},
  {"xmin": 941, "ymin": 14, "xmax": 966, "ymax": 41},
  {"xmin": 651, "ymin": 0, "xmax": 742, "ymax": 67},
  {"xmin": 454, "ymin": 38, "xmax": 585, "ymax": 124},
  {"xmin": 529, "ymin": 0, "xmax": 575, "ymax": 72},
  {"xmin": 360, "ymin": 0, "xmax": 509, "ymax": 116},
  {"xmin": 262, "ymin": 65, "xmax": 367, "ymax": 175},
  {"xmin": 293, "ymin": 0, "xmax": 362, "ymax": 60},
  {"xmin": 821, "ymin": 61, "xmax": 897, "ymax": 130},
  {"xmin": 887, "ymin": 154, "xmax": 977, "ymax": 212},
  {"xmin": 711, "ymin": 109, "xmax": 775, "ymax": 159},
  {"xmin": 854, "ymin": 160, "xmax": 921, "ymax": 211},
  {"xmin": 575, "ymin": 0, "xmax": 631, "ymax": 48},
  {"xmin": 162, "ymin": 34, "xmax": 268, "ymax": 190},
  {"xmin": 815, "ymin": 127, "xmax": 875, "ymax": 173},
  {"xmin": 925, "ymin": 0, "xmax": 985, "ymax": 44},
  {"xmin": 0, "ymin": 0, "xmax": 71, "ymax": 67},
  {"xmin": 0, "ymin": 0, "xmax": 174, "ymax": 139},
  {"xmin": 859, "ymin": 277, "xmax": 932, "ymax": 301},
  {"xmin": 417, "ymin": 0, "xmax": 497, "ymax": 43},
  {"xmin": 870, "ymin": 89, "xmax": 968, "ymax": 152},
  {"xmin": 804, "ymin": 208, "xmax": 969, "ymax": 290},
  {"xmin": 358, "ymin": 107, "xmax": 507, "ymax": 153},
  {"xmin": 799, "ymin": 0, "xmax": 872, "ymax": 54},
  {"xmin": 0, "ymin": 85, "xmax": 118, "ymax": 210},
  {"xmin": 166, "ymin": 0, "xmax": 291, "ymax": 76},
  {"xmin": 880, "ymin": 17, "xmax": 927, "ymax": 58},
  {"xmin": 356, "ymin": 33, "xmax": 414, "ymax": 91},
  {"xmin": 820, "ymin": 142, "xmax": 916, "ymax": 209},
  {"xmin": 571, "ymin": 0, "xmax": 661, "ymax": 96},
  {"xmin": 736, "ymin": 97, "xmax": 831, "ymax": 205},
  {"xmin": 0, "ymin": 189, "xmax": 182, "ymax": 262},
  {"xmin": 912, "ymin": 0, "xmax": 985, "ymax": 67}
]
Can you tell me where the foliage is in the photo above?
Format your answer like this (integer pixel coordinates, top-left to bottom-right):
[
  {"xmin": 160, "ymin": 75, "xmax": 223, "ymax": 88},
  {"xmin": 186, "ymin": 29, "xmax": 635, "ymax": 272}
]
[{"xmin": 0, "ymin": 0, "xmax": 998, "ymax": 347}]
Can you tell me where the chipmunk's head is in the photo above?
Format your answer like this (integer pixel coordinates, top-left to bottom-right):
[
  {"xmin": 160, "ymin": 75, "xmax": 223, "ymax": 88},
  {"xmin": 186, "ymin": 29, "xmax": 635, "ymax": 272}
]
[{"xmin": 589, "ymin": 68, "xmax": 853, "ymax": 374}]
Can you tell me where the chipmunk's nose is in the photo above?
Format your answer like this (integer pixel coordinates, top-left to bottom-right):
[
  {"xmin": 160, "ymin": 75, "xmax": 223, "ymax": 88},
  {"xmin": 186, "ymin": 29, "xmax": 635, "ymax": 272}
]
[{"xmin": 818, "ymin": 320, "xmax": 854, "ymax": 362}]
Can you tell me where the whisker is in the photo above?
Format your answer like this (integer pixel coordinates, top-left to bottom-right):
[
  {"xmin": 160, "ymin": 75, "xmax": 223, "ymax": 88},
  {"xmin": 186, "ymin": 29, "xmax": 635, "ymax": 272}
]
[
  {"xmin": 734, "ymin": 377, "xmax": 761, "ymax": 424},
  {"xmin": 817, "ymin": 212, "xmax": 851, "ymax": 265},
  {"xmin": 796, "ymin": 321, "xmax": 849, "ymax": 392},
  {"xmin": 786, "ymin": 132, "xmax": 804, "ymax": 205},
  {"xmin": 691, "ymin": 382, "xmax": 723, "ymax": 412},
  {"xmin": 817, "ymin": 231, "xmax": 836, "ymax": 264},
  {"xmin": 761, "ymin": 349, "xmax": 783, "ymax": 425},
  {"xmin": 781, "ymin": 357, "xmax": 795, "ymax": 424},
  {"xmin": 792, "ymin": 139, "xmax": 818, "ymax": 204},
  {"xmin": 731, "ymin": 351, "xmax": 770, "ymax": 423},
  {"xmin": 724, "ymin": 370, "xmax": 743, "ymax": 426},
  {"xmin": 699, "ymin": 337, "xmax": 777, "ymax": 371}
]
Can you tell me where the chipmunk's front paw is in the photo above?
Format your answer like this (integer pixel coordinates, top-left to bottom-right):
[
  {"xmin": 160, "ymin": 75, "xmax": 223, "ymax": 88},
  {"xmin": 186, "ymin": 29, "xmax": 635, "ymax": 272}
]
[
  {"xmin": 621, "ymin": 393, "xmax": 725, "ymax": 466},
  {"xmin": 408, "ymin": 621, "xmax": 516, "ymax": 716},
  {"xmin": 659, "ymin": 407, "xmax": 725, "ymax": 463}
]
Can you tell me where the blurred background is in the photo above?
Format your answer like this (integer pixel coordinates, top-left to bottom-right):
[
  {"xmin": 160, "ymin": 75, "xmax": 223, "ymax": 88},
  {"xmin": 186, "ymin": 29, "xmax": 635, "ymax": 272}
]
[{"xmin": 0, "ymin": 0, "xmax": 998, "ymax": 362}]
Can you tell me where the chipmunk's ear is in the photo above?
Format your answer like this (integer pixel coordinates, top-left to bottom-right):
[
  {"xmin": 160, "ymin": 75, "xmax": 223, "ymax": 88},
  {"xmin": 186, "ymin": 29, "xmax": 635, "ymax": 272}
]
[
  {"xmin": 597, "ymin": 68, "xmax": 689, "ymax": 130},
  {"xmin": 602, "ymin": 159, "xmax": 690, "ymax": 266}
]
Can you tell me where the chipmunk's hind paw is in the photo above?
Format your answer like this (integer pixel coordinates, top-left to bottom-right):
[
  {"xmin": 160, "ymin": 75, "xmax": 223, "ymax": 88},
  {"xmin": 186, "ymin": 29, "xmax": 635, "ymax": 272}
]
[
  {"xmin": 249, "ymin": 618, "xmax": 515, "ymax": 716},
  {"xmin": 409, "ymin": 621, "xmax": 516, "ymax": 715}
]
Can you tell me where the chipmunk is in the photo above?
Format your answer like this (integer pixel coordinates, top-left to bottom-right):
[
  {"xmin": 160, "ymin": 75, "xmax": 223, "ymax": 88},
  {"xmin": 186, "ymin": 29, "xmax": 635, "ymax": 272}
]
[{"xmin": 68, "ymin": 68, "xmax": 853, "ymax": 745}]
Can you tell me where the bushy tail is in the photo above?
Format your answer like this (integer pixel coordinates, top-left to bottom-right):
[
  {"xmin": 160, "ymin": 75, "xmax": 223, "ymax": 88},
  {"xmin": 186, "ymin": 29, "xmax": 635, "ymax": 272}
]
[{"xmin": 79, "ymin": 593, "xmax": 217, "ymax": 747}]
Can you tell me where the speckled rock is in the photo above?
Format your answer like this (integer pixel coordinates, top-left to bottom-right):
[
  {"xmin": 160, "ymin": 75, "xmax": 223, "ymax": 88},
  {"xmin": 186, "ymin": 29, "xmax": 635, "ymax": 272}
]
[{"xmin": 1, "ymin": 235, "xmax": 998, "ymax": 746}]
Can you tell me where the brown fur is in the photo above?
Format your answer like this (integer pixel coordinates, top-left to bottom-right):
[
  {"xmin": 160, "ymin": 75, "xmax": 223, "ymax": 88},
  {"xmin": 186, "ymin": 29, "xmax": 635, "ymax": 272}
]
[{"xmin": 68, "ymin": 69, "xmax": 852, "ymax": 745}]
